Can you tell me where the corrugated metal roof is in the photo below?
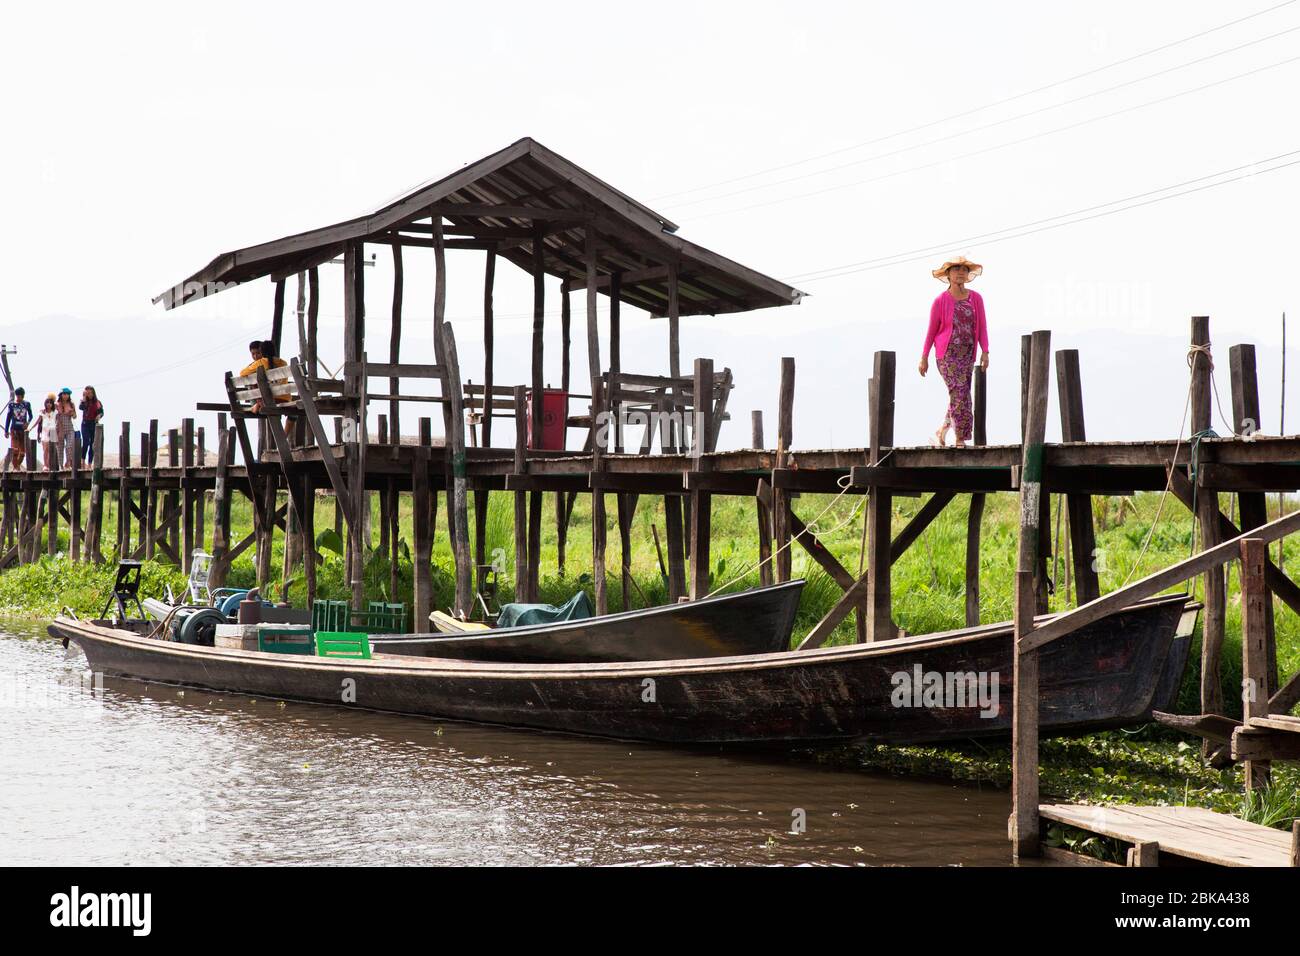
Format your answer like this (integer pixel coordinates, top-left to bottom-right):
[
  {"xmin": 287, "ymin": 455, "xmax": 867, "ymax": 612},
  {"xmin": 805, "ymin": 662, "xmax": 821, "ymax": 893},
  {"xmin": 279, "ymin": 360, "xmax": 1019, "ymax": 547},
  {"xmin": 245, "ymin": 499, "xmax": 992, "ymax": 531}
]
[{"xmin": 154, "ymin": 138, "xmax": 805, "ymax": 317}]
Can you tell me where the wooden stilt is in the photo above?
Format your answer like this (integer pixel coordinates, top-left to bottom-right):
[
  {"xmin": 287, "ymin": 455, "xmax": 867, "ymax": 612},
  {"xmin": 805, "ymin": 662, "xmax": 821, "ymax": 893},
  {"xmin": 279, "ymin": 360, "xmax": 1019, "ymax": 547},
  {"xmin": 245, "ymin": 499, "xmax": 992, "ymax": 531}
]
[
  {"xmin": 117, "ymin": 422, "xmax": 130, "ymax": 558},
  {"xmin": 1011, "ymin": 329, "xmax": 1051, "ymax": 861},
  {"xmin": 513, "ymin": 387, "xmax": 529, "ymax": 601},
  {"xmin": 966, "ymin": 368, "xmax": 987, "ymax": 626},
  {"xmin": 182, "ymin": 418, "xmax": 195, "ymax": 572},
  {"xmin": 195, "ymin": 426, "xmax": 206, "ymax": 555},
  {"xmin": 752, "ymin": 411, "xmax": 774, "ymax": 587},
  {"xmin": 210, "ymin": 427, "xmax": 231, "ymax": 589},
  {"xmin": 482, "ymin": 248, "xmax": 496, "ymax": 448},
  {"xmin": 1190, "ymin": 316, "xmax": 1227, "ymax": 740},
  {"xmin": 441, "ymin": 323, "xmax": 472, "ymax": 618},
  {"xmin": 585, "ymin": 231, "xmax": 608, "ymax": 614},
  {"xmin": 144, "ymin": 423, "xmax": 157, "ymax": 561},
  {"xmin": 1230, "ymin": 343, "xmax": 1278, "ymax": 696},
  {"xmin": 389, "ymin": 244, "xmax": 403, "ymax": 445},
  {"xmin": 412, "ymin": 441, "xmax": 432, "ymax": 632},
  {"xmin": 87, "ymin": 424, "xmax": 105, "ymax": 562},
  {"xmin": 865, "ymin": 352, "xmax": 896, "ymax": 642},
  {"xmin": 1056, "ymin": 350, "xmax": 1099, "ymax": 605},
  {"xmin": 343, "ymin": 239, "xmax": 366, "ymax": 609},
  {"xmin": 689, "ymin": 358, "xmax": 714, "ymax": 600},
  {"xmin": 70, "ymin": 433, "xmax": 82, "ymax": 560},
  {"xmin": 1240, "ymin": 536, "xmax": 1271, "ymax": 792},
  {"xmin": 302, "ymin": 473, "xmax": 317, "ymax": 606},
  {"xmin": 167, "ymin": 427, "xmax": 180, "ymax": 562},
  {"xmin": 774, "ymin": 358, "xmax": 795, "ymax": 583}
]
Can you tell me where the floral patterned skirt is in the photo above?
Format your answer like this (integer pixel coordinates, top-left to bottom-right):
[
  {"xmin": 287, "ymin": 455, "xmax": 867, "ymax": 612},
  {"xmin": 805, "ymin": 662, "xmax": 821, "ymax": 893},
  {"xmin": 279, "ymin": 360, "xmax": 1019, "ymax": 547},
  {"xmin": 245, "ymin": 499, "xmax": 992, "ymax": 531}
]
[{"xmin": 937, "ymin": 303, "xmax": 976, "ymax": 441}]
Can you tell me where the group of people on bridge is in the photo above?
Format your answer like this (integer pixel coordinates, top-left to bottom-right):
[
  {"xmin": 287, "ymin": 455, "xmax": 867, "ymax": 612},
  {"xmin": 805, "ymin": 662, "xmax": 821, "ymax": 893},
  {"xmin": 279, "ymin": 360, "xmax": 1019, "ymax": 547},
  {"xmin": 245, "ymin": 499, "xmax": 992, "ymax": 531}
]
[{"xmin": 3, "ymin": 386, "xmax": 104, "ymax": 472}]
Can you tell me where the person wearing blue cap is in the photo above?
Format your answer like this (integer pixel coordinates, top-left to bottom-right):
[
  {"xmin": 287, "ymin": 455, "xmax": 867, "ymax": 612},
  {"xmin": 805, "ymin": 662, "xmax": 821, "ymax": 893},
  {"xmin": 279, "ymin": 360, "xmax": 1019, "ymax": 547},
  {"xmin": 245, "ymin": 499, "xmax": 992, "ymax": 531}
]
[{"xmin": 55, "ymin": 388, "xmax": 77, "ymax": 469}]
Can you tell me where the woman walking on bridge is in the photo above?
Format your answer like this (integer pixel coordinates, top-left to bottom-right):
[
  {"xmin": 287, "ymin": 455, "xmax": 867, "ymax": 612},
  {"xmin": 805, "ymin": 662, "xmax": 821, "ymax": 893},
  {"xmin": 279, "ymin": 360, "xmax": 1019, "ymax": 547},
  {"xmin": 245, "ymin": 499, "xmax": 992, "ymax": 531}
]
[{"xmin": 918, "ymin": 256, "xmax": 989, "ymax": 448}]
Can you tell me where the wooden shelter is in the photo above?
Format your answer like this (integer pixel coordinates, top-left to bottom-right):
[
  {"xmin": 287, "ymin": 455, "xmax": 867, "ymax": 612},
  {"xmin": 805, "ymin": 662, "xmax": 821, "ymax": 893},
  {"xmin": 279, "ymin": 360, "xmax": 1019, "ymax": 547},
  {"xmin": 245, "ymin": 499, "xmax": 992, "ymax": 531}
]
[{"xmin": 152, "ymin": 137, "xmax": 805, "ymax": 622}]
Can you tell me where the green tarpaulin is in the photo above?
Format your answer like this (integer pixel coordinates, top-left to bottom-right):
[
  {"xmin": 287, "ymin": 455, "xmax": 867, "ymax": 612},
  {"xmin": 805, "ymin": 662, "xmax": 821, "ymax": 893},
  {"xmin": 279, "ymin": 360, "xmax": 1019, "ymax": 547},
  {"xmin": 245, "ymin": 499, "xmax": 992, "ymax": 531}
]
[{"xmin": 496, "ymin": 591, "xmax": 594, "ymax": 629}]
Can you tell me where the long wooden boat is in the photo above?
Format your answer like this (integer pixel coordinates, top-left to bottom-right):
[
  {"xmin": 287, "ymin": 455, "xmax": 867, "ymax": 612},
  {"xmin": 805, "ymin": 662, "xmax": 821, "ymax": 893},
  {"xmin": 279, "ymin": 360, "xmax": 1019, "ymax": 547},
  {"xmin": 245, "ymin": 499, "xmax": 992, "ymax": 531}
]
[
  {"xmin": 369, "ymin": 580, "xmax": 805, "ymax": 662},
  {"xmin": 48, "ymin": 593, "xmax": 1195, "ymax": 746}
]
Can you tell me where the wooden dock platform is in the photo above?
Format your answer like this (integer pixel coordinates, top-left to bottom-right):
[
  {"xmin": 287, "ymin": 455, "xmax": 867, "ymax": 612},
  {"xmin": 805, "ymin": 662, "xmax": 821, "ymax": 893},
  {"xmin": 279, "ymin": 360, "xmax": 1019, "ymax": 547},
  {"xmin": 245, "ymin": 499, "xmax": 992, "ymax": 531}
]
[{"xmin": 1040, "ymin": 803, "xmax": 1300, "ymax": 867}]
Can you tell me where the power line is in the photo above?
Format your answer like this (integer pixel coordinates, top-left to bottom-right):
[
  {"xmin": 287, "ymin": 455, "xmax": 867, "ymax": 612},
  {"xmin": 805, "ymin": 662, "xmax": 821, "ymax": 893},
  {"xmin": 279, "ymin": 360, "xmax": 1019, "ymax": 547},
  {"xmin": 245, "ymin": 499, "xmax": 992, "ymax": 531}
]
[
  {"xmin": 649, "ymin": 0, "xmax": 1297, "ymax": 203},
  {"xmin": 789, "ymin": 151, "xmax": 1300, "ymax": 284},
  {"xmin": 788, "ymin": 148, "xmax": 1300, "ymax": 281},
  {"xmin": 669, "ymin": 21, "xmax": 1300, "ymax": 212},
  {"xmin": 693, "ymin": 52, "xmax": 1300, "ymax": 221}
]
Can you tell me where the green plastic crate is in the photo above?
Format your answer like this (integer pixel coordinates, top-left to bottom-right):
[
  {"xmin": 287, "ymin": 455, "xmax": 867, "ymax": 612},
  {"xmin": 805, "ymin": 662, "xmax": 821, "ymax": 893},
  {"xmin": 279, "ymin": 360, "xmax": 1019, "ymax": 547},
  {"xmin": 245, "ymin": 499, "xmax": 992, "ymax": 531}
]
[
  {"xmin": 257, "ymin": 626, "xmax": 315, "ymax": 655},
  {"xmin": 314, "ymin": 631, "xmax": 372, "ymax": 660}
]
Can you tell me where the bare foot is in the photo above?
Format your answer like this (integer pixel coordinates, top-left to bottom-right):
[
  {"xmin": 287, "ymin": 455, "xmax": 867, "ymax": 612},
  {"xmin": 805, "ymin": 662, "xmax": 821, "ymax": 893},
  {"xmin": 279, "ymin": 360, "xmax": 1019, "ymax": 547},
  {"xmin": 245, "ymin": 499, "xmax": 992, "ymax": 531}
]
[{"xmin": 933, "ymin": 426, "xmax": 948, "ymax": 447}]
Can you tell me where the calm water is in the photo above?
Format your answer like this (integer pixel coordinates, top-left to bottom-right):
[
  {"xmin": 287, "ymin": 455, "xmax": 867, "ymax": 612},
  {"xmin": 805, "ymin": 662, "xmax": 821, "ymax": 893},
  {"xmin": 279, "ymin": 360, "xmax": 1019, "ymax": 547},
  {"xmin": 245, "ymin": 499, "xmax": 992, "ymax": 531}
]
[{"xmin": 0, "ymin": 621, "xmax": 1011, "ymax": 866}]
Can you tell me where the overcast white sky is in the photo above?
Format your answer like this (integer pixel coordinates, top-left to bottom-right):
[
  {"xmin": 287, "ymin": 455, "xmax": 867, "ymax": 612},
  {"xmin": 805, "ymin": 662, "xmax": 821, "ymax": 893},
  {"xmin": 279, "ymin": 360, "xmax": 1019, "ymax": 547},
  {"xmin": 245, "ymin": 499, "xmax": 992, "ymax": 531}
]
[{"xmin": 2, "ymin": 1, "xmax": 1296, "ymax": 449}]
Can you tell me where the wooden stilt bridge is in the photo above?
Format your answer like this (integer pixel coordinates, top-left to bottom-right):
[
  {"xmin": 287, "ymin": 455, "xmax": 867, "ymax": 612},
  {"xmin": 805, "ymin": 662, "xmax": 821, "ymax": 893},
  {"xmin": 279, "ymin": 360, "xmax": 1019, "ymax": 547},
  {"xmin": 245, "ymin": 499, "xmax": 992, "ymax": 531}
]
[{"xmin": 3, "ymin": 139, "xmax": 1298, "ymax": 864}]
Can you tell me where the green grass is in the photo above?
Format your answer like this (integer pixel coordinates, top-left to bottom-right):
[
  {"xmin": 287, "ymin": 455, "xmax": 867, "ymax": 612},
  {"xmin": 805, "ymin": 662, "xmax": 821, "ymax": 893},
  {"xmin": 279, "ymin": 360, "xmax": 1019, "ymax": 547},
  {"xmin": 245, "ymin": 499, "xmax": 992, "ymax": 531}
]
[{"xmin": 2, "ymin": 485, "xmax": 1296, "ymax": 833}]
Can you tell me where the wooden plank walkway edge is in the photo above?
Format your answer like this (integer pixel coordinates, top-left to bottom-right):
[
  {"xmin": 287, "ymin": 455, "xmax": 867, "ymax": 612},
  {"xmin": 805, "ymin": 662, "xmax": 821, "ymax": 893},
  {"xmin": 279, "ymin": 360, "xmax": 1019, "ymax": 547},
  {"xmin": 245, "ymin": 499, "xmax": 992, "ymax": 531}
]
[{"xmin": 1039, "ymin": 803, "xmax": 1299, "ymax": 867}]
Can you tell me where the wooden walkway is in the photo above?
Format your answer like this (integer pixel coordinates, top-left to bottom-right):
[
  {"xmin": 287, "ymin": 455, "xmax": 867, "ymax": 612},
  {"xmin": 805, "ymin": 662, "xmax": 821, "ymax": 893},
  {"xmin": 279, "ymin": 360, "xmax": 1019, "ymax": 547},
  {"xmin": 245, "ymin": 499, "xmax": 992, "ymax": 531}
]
[{"xmin": 1041, "ymin": 803, "xmax": 1299, "ymax": 867}]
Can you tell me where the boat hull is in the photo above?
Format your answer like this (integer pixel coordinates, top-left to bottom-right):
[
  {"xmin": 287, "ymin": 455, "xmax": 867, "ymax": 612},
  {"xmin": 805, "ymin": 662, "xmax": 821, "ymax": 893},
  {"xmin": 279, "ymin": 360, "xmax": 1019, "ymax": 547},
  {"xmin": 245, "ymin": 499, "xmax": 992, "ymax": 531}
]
[
  {"xmin": 49, "ymin": 594, "xmax": 1192, "ymax": 746},
  {"xmin": 369, "ymin": 580, "xmax": 804, "ymax": 662}
]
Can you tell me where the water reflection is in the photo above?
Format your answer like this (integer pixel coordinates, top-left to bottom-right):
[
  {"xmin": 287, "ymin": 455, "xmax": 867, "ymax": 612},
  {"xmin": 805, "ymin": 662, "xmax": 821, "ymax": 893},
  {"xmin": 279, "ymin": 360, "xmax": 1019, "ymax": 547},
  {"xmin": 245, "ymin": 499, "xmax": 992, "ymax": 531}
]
[{"xmin": 0, "ymin": 621, "xmax": 1009, "ymax": 865}]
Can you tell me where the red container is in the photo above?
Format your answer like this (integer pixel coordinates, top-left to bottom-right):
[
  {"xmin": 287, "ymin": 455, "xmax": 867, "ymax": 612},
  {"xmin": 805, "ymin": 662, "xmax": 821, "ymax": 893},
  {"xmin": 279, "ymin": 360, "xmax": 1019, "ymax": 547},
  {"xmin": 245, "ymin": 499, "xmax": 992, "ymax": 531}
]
[{"xmin": 526, "ymin": 388, "xmax": 568, "ymax": 450}]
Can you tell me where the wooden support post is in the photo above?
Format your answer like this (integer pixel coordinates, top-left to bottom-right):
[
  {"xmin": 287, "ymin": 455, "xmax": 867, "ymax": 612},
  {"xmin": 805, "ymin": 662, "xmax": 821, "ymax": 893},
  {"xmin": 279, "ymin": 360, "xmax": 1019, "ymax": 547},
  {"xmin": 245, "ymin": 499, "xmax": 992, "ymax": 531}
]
[
  {"xmin": 386, "ymin": 422, "xmax": 399, "ymax": 603},
  {"xmin": 663, "ymin": 495, "xmax": 685, "ymax": 601},
  {"xmin": 210, "ymin": 427, "xmax": 231, "ymax": 588},
  {"xmin": 412, "ymin": 440, "xmax": 432, "ymax": 633},
  {"xmin": 195, "ymin": 426, "xmax": 206, "ymax": 551},
  {"xmin": 270, "ymin": 278, "xmax": 286, "ymax": 357},
  {"xmin": 45, "ymin": 463, "xmax": 57, "ymax": 556},
  {"xmin": 117, "ymin": 422, "xmax": 130, "ymax": 558},
  {"xmin": 866, "ymin": 352, "xmax": 896, "ymax": 642},
  {"xmin": 22, "ymin": 440, "xmax": 37, "ymax": 562},
  {"xmin": 389, "ymin": 244, "xmax": 403, "ymax": 444},
  {"xmin": 966, "ymin": 367, "xmax": 987, "ymax": 626},
  {"xmin": 1191, "ymin": 316, "xmax": 1227, "ymax": 733},
  {"xmin": 1020, "ymin": 335, "xmax": 1049, "ymax": 611},
  {"xmin": 167, "ymin": 427, "xmax": 180, "ymax": 561},
  {"xmin": 307, "ymin": 267, "xmax": 320, "ymax": 380},
  {"xmin": 144, "ymin": 422, "xmax": 157, "ymax": 561},
  {"xmin": 482, "ymin": 247, "xmax": 496, "ymax": 448},
  {"xmin": 689, "ymin": 358, "xmax": 714, "ymax": 601},
  {"xmin": 531, "ymin": 222, "xmax": 546, "ymax": 448},
  {"xmin": 1230, "ymin": 343, "xmax": 1278, "ymax": 696},
  {"xmin": 87, "ymin": 424, "xmax": 105, "ymax": 563},
  {"xmin": 302, "ymin": 472, "xmax": 317, "ymax": 607},
  {"xmin": 1011, "ymin": 329, "xmax": 1051, "ymax": 861},
  {"xmin": 586, "ymin": 232, "xmax": 608, "ymax": 614},
  {"xmin": 343, "ymin": 240, "xmax": 365, "ymax": 609},
  {"xmin": 513, "ymin": 387, "xmax": 529, "ymax": 602},
  {"xmin": 667, "ymin": 262, "xmax": 681, "ymax": 379},
  {"xmin": 1127, "ymin": 842, "xmax": 1159, "ymax": 867},
  {"xmin": 1056, "ymin": 349, "xmax": 1100, "ymax": 605},
  {"xmin": 442, "ymin": 323, "xmax": 472, "ymax": 619},
  {"xmin": 1240, "ymin": 536, "xmax": 1271, "ymax": 792},
  {"xmin": 181, "ymin": 418, "xmax": 194, "ymax": 572},
  {"xmin": 773, "ymin": 357, "xmax": 795, "ymax": 584},
  {"xmin": 70, "ymin": 434, "xmax": 82, "ymax": 560},
  {"xmin": 376, "ymin": 415, "xmax": 390, "ymax": 561},
  {"xmin": 752, "ymin": 411, "xmax": 773, "ymax": 587}
]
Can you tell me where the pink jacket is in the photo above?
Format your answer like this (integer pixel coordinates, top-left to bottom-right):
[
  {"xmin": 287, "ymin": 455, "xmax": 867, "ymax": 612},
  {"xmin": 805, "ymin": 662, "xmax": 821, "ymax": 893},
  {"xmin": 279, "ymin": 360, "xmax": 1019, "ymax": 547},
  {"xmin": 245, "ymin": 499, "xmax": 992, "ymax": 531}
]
[{"xmin": 922, "ymin": 289, "xmax": 989, "ymax": 362}]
